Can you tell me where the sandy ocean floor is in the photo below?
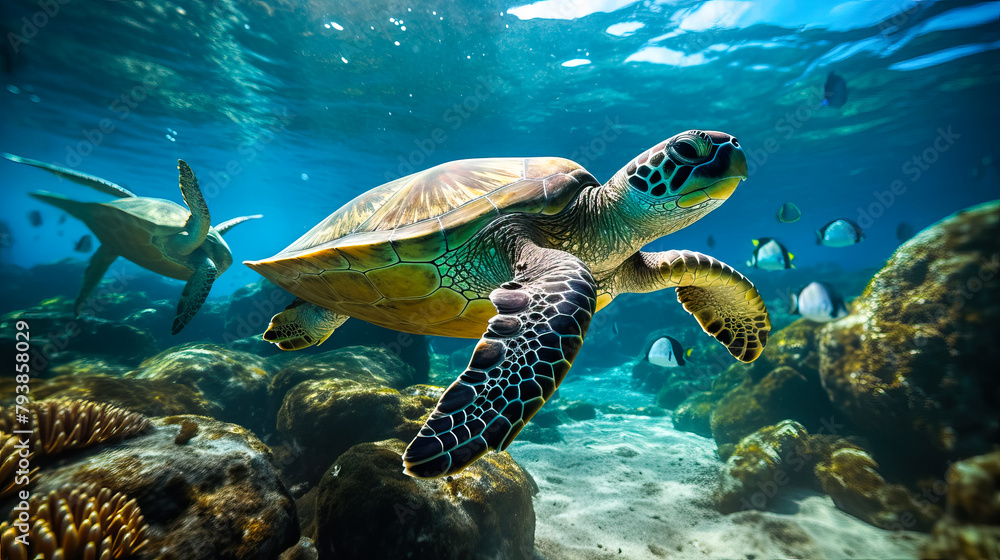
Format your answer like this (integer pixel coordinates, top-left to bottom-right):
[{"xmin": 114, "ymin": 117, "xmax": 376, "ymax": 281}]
[{"xmin": 508, "ymin": 413, "xmax": 928, "ymax": 560}]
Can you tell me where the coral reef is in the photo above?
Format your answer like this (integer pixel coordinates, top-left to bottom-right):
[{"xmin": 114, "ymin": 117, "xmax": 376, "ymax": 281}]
[
  {"xmin": 29, "ymin": 374, "xmax": 216, "ymax": 418},
  {"xmin": 128, "ymin": 343, "xmax": 275, "ymax": 430},
  {"xmin": 275, "ymin": 378, "xmax": 439, "ymax": 485},
  {"xmin": 819, "ymin": 201, "xmax": 1000, "ymax": 469},
  {"xmin": 1, "ymin": 434, "xmax": 36, "ymax": 499},
  {"xmin": 30, "ymin": 415, "xmax": 299, "ymax": 560},
  {"xmin": 313, "ymin": 438, "xmax": 536, "ymax": 560},
  {"xmin": 0, "ymin": 400, "xmax": 150, "ymax": 456},
  {"xmin": 922, "ymin": 451, "xmax": 1000, "ymax": 559},
  {"xmin": 714, "ymin": 420, "xmax": 812, "ymax": 514},
  {"xmin": 0, "ymin": 483, "xmax": 150, "ymax": 560}
]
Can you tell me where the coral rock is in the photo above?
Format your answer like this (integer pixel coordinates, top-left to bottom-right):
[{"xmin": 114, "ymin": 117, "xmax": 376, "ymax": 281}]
[
  {"xmin": 714, "ymin": 420, "xmax": 812, "ymax": 514},
  {"xmin": 129, "ymin": 343, "xmax": 275, "ymax": 431},
  {"xmin": 922, "ymin": 451, "xmax": 1000, "ymax": 559},
  {"xmin": 314, "ymin": 438, "xmax": 535, "ymax": 560}
]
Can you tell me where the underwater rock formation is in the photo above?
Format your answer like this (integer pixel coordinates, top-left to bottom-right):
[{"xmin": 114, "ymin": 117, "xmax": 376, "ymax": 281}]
[
  {"xmin": 27, "ymin": 415, "xmax": 298, "ymax": 560},
  {"xmin": 671, "ymin": 319, "xmax": 837, "ymax": 457},
  {"xmin": 129, "ymin": 343, "xmax": 275, "ymax": 431},
  {"xmin": 275, "ymin": 378, "xmax": 440, "ymax": 485},
  {"xmin": 714, "ymin": 420, "xmax": 812, "ymax": 514},
  {"xmin": 0, "ymin": 483, "xmax": 150, "ymax": 559},
  {"xmin": 29, "ymin": 374, "xmax": 216, "ymax": 418},
  {"xmin": 819, "ymin": 201, "xmax": 1000, "ymax": 469},
  {"xmin": 313, "ymin": 438, "xmax": 536, "ymax": 560},
  {"xmin": 714, "ymin": 421, "xmax": 939, "ymax": 530},
  {"xmin": 0, "ymin": 309, "xmax": 158, "ymax": 375},
  {"xmin": 921, "ymin": 451, "xmax": 1000, "ymax": 559},
  {"xmin": 812, "ymin": 438, "xmax": 939, "ymax": 531}
]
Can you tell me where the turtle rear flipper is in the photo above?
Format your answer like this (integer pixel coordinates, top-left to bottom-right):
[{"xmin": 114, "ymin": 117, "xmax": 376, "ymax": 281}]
[
  {"xmin": 171, "ymin": 253, "xmax": 217, "ymax": 334},
  {"xmin": 262, "ymin": 299, "xmax": 348, "ymax": 350},
  {"xmin": 170, "ymin": 160, "xmax": 211, "ymax": 256},
  {"xmin": 5, "ymin": 153, "xmax": 137, "ymax": 198},
  {"xmin": 215, "ymin": 214, "xmax": 263, "ymax": 235},
  {"xmin": 403, "ymin": 245, "xmax": 596, "ymax": 478},
  {"xmin": 75, "ymin": 244, "xmax": 118, "ymax": 315}
]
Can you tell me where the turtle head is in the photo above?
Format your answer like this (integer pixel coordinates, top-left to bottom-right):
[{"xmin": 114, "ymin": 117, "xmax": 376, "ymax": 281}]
[{"xmin": 611, "ymin": 130, "xmax": 747, "ymax": 234}]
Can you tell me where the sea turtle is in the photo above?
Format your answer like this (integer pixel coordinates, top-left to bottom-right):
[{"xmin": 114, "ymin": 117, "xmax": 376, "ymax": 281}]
[
  {"xmin": 4, "ymin": 153, "xmax": 261, "ymax": 333},
  {"xmin": 245, "ymin": 130, "xmax": 770, "ymax": 478}
]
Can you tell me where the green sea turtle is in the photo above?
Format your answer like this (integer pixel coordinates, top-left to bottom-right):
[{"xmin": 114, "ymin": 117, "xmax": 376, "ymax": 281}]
[
  {"xmin": 245, "ymin": 130, "xmax": 770, "ymax": 477},
  {"xmin": 4, "ymin": 153, "xmax": 261, "ymax": 333}
]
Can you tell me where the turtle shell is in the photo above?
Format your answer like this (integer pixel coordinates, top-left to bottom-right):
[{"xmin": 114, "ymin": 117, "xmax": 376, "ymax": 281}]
[{"xmin": 247, "ymin": 157, "xmax": 598, "ymax": 335}]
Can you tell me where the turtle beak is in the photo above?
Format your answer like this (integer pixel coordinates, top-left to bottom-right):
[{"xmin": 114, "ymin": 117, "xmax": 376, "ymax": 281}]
[{"xmin": 676, "ymin": 142, "xmax": 747, "ymax": 208}]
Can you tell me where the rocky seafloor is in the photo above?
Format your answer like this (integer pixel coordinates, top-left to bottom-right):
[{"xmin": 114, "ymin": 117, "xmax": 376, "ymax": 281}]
[{"xmin": 1, "ymin": 200, "xmax": 997, "ymax": 559}]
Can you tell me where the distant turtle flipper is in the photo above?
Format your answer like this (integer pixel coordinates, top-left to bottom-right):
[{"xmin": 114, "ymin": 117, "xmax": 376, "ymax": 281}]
[
  {"xmin": 171, "ymin": 160, "xmax": 211, "ymax": 256},
  {"xmin": 172, "ymin": 253, "xmax": 217, "ymax": 334},
  {"xmin": 76, "ymin": 244, "xmax": 118, "ymax": 316},
  {"xmin": 215, "ymin": 214, "xmax": 264, "ymax": 235},
  {"xmin": 4, "ymin": 153, "xmax": 137, "ymax": 198}
]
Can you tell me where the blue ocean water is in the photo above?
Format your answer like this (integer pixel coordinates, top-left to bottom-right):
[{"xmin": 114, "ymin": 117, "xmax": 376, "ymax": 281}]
[{"xmin": 1, "ymin": 0, "xmax": 997, "ymax": 299}]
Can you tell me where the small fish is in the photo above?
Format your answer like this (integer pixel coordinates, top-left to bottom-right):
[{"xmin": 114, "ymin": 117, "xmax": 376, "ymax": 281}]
[
  {"xmin": 816, "ymin": 219, "xmax": 865, "ymax": 247},
  {"xmin": 789, "ymin": 282, "xmax": 849, "ymax": 323},
  {"xmin": 74, "ymin": 234, "xmax": 93, "ymax": 252},
  {"xmin": 28, "ymin": 210, "xmax": 42, "ymax": 227},
  {"xmin": 776, "ymin": 202, "xmax": 801, "ymax": 223},
  {"xmin": 58, "ymin": 214, "xmax": 67, "ymax": 224},
  {"xmin": 896, "ymin": 222, "xmax": 915, "ymax": 243},
  {"xmin": 822, "ymin": 72, "xmax": 848, "ymax": 108},
  {"xmin": 612, "ymin": 322, "xmax": 620, "ymax": 337},
  {"xmin": 707, "ymin": 234, "xmax": 716, "ymax": 249},
  {"xmin": 747, "ymin": 238, "xmax": 794, "ymax": 270},
  {"xmin": 646, "ymin": 335, "xmax": 692, "ymax": 368}
]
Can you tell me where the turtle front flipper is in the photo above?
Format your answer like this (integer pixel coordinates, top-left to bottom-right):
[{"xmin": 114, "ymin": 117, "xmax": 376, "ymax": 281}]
[
  {"xmin": 171, "ymin": 253, "xmax": 217, "ymax": 334},
  {"xmin": 262, "ymin": 298, "xmax": 349, "ymax": 351},
  {"xmin": 75, "ymin": 244, "xmax": 119, "ymax": 315},
  {"xmin": 5, "ymin": 153, "xmax": 137, "ymax": 198},
  {"xmin": 607, "ymin": 250, "xmax": 770, "ymax": 362},
  {"xmin": 215, "ymin": 214, "xmax": 264, "ymax": 235},
  {"xmin": 170, "ymin": 160, "xmax": 211, "ymax": 256},
  {"xmin": 403, "ymin": 245, "xmax": 597, "ymax": 478}
]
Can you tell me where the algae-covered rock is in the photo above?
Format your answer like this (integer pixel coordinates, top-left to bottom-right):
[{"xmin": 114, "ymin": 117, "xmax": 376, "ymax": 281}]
[
  {"xmin": 0, "ymin": 310, "xmax": 158, "ymax": 375},
  {"xmin": 714, "ymin": 420, "xmax": 812, "ymax": 514},
  {"xmin": 563, "ymin": 401, "xmax": 597, "ymax": 421},
  {"xmin": 819, "ymin": 201, "xmax": 1000, "ymax": 467},
  {"xmin": 269, "ymin": 345, "xmax": 419, "ymax": 407},
  {"xmin": 314, "ymin": 438, "xmax": 535, "ymax": 560},
  {"xmin": 21, "ymin": 415, "xmax": 299, "ymax": 560},
  {"xmin": 276, "ymin": 380, "xmax": 440, "ymax": 484},
  {"xmin": 672, "ymin": 391, "xmax": 716, "ymax": 438},
  {"xmin": 814, "ymin": 444, "xmax": 940, "ymax": 531},
  {"xmin": 129, "ymin": 343, "xmax": 275, "ymax": 431},
  {"xmin": 922, "ymin": 451, "xmax": 1000, "ymax": 559},
  {"xmin": 29, "ymin": 373, "xmax": 216, "ymax": 418}
]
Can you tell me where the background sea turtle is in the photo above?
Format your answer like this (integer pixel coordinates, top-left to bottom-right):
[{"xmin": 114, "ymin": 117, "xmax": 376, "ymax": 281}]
[
  {"xmin": 245, "ymin": 130, "xmax": 770, "ymax": 478},
  {"xmin": 5, "ymin": 154, "xmax": 261, "ymax": 333}
]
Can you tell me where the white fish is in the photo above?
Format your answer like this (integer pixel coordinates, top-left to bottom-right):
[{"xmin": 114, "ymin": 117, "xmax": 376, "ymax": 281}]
[
  {"xmin": 747, "ymin": 238, "xmax": 794, "ymax": 270},
  {"xmin": 647, "ymin": 335, "xmax": 691, "ymax": 367},
  {"xmin": 816, "ymin": 219, "xmax": 865, "ymax": 247},
  {"xmin": 789, "ymin": 282, "xmax": 849, "ymax": 322}
]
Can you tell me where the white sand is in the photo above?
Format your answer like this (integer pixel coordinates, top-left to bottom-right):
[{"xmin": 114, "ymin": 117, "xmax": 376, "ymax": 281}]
[{"xmin": 507, "ymin": 413, "xmax": 928, "ymax": 560}]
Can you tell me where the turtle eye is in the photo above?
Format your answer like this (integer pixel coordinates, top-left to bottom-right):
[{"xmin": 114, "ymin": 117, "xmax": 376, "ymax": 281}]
[{"xmin": 669, "ymin": 133, "xmax": 711, "ymax": 165}]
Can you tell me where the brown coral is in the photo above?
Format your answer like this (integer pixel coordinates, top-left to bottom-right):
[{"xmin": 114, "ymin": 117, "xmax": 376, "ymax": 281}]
[
  {"xmin": 0, "ymin": 399, "xmax": 150, "ymax": 456},
  {"xmin": 0, "ymin": 483, "xmax": 149, "ymax": 559},
  {"xmin": 0, "ymin": 434, "xmax": 37, "ymax": 499}
]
